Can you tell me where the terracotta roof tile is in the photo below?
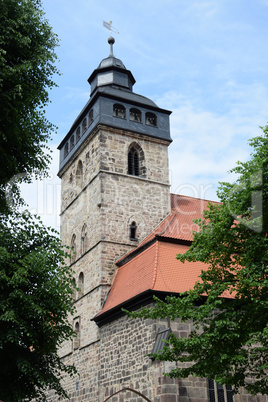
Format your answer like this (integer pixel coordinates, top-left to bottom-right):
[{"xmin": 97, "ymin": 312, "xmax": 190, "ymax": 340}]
[
  {"xmin": 140, "ymin": 193, "xmax": 218, "ymax": 244},
  {"xmin": 99, "ymin": 243, "xmax": 157, "ymax": 315},
  {"xmin": 98, "ymin": 242, "xmax": 212, "ymax": 316},
  {"xmin": 117, "ymin": 194, "xmax": 220, "ymax": 266},
  {"xmin": 96, "ymin": 194, "xmax": 225, "ymax": 319}
]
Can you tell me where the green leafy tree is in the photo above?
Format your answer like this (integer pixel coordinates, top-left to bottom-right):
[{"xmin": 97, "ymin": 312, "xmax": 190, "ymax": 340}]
[
  {"xmin": 0, "ymin": 2, "xmax": 77, "ymax": 400},
  {"xmin": 0, "ymin": 0, "xmax": 59, "ymax": 211},
  {"xmin": 0, "ymin": 212, "xmax": 76, "ymax": 401},
  {"xmin": 128, "ymin": 125, "xmax": 268, "ymax": 395}
]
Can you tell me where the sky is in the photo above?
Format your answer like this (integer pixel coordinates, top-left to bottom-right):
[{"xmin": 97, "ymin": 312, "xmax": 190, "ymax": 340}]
[{"xmin": 20, "ymin": 0, "xmax": 268, "ymax": 231}]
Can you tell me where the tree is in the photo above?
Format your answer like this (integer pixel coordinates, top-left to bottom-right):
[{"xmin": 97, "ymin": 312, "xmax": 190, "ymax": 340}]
[
  {"xmin": 0, "ymin": 211, "xmax": 76, "ymax": 401},
  {"xmin": 0, "ymin": 2, "xmax": 77, "ymax": 399},
  {"xmin": 0, "ymin": 0, "xmax": 59, "ymax": 212},
  {"xmin": 128, "ymin": 125, "xmax": 268, "ymax": 395}
]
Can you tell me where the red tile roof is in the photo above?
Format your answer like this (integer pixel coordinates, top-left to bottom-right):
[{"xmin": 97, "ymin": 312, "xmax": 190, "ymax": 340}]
[
  {"xmin": 141, "ymin": 193, "xmax": 218, "ymax": 244},
  {"xmin": 98, "ymin": 242, "xmax": 208, "ymax": 316},
  {"xmin": 96, "ymin": 194, "xmax": 224, "ymax": 319}
]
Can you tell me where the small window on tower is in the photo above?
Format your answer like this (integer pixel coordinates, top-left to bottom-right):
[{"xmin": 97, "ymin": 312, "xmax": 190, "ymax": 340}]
[
  {"xmin": 72, "ymin": 278, "xmax": 76, "ymax": 300},
  {"xmin": 88, "ymin": 109, "xmax": 94, "ymax": 126},
  {"xmin": 145, "ymin": 112, "xmax": 157, "ymax": 127},
  {"xmin": 76, "ymin": 127, "xmax": 81, "ymax": 143},
  {"xmin": 81, "ymin": 224, "xmax": 88, "ymax": 254},
  {"xmin": 78, "ymin": 272, "xmax": 84, "ymax": 298},
  {"xmin": 70, "ymin": 135, "xmax": 75, "ymax": 149},
  {"xmin": 70, "ymin": 234, "xmax": 77, "ymax": 263},
  {"xmin": 128, "ymin": 147, "xmax": 139, "ymax": 176},
  {"xmin": 73, "ymin": 320, "xmax": 80, "ymax": 350},
  {"xmin": 76, "ymin": 160, "xmax": 83, "ymax": 186},
  {"xmin": 130, "ymin": 221, "xmax": 137, "ymax": 240},
  {"xmin": 130, "ymin": 108, "xmax": 141, "ymax": 122},
  {"xmin": 82, "ymin": 118, "xmax": 87, "ymax": 133},
  {"xmin": 64, "ymin": 142, "xmax": 69, "ymax": 158},
  {"xmin": 113, "ymin": 103, "xmax": 126, "ymax": 119}
]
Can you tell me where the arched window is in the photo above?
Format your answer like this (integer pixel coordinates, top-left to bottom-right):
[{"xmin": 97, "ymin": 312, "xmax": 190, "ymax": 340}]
[
  {"xmin": 78, "ymin": 272, "xmax": 84, "ymax": 298},
  {"xmin": 73, "ymin": 321, "xmax": 80, "ymax": 350},
  {"xmin": 70, "ymin": 135, "xmax": 75, "ymax": 149},
  {"xmin": 130, "ymin": 221, "xmax": 137, "ymax": 240},
  {"xmin": 69, "ymin": 173, "xmax": 73, "ymax": 183},
  {"xmin": 113, "ymin": 103, "xmax": 126, "ymax": 118},
  {"xmin": 145, "ymin": 112, "xmax": 157, "ymax": 126},
  {"xmin": 128, "ymin": 147, "xmax": 139, "ymax": 176},
  {"xmin": 76, "ymin": 160, "xmax": 83, "ymax": 186},
  {"xmin": 88, "ymin": 109, "xmax": 94, "ymax": 126},
  {"xmin": 82, "ymin": 118, "xmax": 87, "ymax": 133},
  {"xmin": 72, "ymin": 277, "xmax": 76, "ymax": 300},
  {"xmin": 70, "ymin": 234, "xmax": 76, "ymax": 263},
  {"xmin": 64, "ymin": 142, "xmax": 69, "ymax": 158},
  {"xmin": 127, "ymin": 143, "xmax": 146, "ymax": 177},
  {"xmin": 81, "ymin": 224, "xmax": 88, "ymax": 255},
  {"xmin": 76, "ymin": 127, "xmax": 81, "ymax": 143},
  {"xmin": 130, "ymin": 108, "xmax": 141, "ymax": 122}
]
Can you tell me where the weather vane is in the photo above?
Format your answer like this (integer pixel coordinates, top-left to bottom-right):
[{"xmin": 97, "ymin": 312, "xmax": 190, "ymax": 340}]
[{"xmin": 103, "ymin": 20, "xmax": 119, "ymax": 35}]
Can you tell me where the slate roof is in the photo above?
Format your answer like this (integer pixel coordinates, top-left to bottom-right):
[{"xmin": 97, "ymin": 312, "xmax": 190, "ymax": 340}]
[{"xmin": 95, "ymin": 194, "xmax": 224, "ymax": 321}]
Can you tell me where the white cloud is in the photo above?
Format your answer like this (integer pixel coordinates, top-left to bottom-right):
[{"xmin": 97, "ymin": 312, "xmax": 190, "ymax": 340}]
[{"xmin": 159, "ymin": 85, "xmax": 268, "ymax": 201}]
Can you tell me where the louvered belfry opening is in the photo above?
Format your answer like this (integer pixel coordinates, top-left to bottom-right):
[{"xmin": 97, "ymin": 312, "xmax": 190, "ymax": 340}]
[{"xmin": 128, "ymin": 147, "xmax": 139, "ymax": 176}]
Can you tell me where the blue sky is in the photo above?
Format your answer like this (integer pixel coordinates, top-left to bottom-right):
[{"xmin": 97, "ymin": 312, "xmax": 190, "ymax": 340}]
[{"xmin": 21, "ymin": 0, "xmax": 268, "ymax": 230}]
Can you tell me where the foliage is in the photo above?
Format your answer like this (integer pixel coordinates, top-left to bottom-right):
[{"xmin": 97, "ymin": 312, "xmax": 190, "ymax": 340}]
[
  {"xmin": 128, "ymin": 125, "xmax": 268, "ymax": 395},
  {"xmin": 0, "ymin": 1, "xmax": 77, "ymax": 400},
  {"xmin": 0, "ymin": 0, "xmax": 59, "ymax": 212},
  {"xmin": 0, "ymin": 211, "xmax": 76, "ymax": 401}
]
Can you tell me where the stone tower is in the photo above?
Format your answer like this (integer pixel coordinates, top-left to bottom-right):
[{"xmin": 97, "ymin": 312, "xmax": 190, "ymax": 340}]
[{"xmin": 57, "ymin": 37, "xmax": 172, "ymax": 372}]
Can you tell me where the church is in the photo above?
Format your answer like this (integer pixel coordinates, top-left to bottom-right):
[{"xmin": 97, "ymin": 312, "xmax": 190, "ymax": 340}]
[{"xmin": 51, "ymin": 36, "xmax": 266, "ymax": 401}]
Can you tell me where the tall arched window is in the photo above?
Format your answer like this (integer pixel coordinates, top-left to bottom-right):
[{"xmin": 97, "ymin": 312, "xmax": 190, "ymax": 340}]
[
  {"xmin": 73, "ymin": 320, "xmax": 80, "ymax": 350},
  {"xmin": 76, "ymin": 160, "xmax": 83, "ymax": 186},
  {"xmin": 78, "ymin": 272, "xmax": 84, "ymax": 298},
  {"xmin": 70, "ymin": 234, "xmax": 77, "ymax": 263},
  {"xmin": 81, "ymin": 224, "xmax": 88, "ymax": 255},
  {"xmin": 128, "ymin": 147, "xmax": 139, "ymax": 176},
  {"xmin": 127, "ymin": 143, "xmax": 146, "ymax": 177}
]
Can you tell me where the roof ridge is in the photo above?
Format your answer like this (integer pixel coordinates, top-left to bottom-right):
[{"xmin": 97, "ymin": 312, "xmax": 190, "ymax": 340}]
[
  {"xmin": 171, "ymin": 192, "xmax": 221, "ymax": 204},
  {"xmin": 155, "ymin": 210, "xmax": 178, "ymax": 237}
]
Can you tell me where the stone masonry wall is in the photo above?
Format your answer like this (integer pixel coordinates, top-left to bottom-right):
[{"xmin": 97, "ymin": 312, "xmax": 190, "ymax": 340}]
[
  {"xmin": 97, "ymin": 313, "xmax": 267, "ymax": 402},
  {"xmin": 48, "ymin": 307, "xmax": 268, "ymax": 402},
  {"xmin": 58, "ymin": 124, "xmax": 172, "ymax": 368}
]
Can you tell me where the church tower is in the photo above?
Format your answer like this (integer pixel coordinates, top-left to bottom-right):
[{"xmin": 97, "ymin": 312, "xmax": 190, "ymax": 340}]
[{"xmin": 57, "ymin": 37, "xmax": 172, "ymax": 360}]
